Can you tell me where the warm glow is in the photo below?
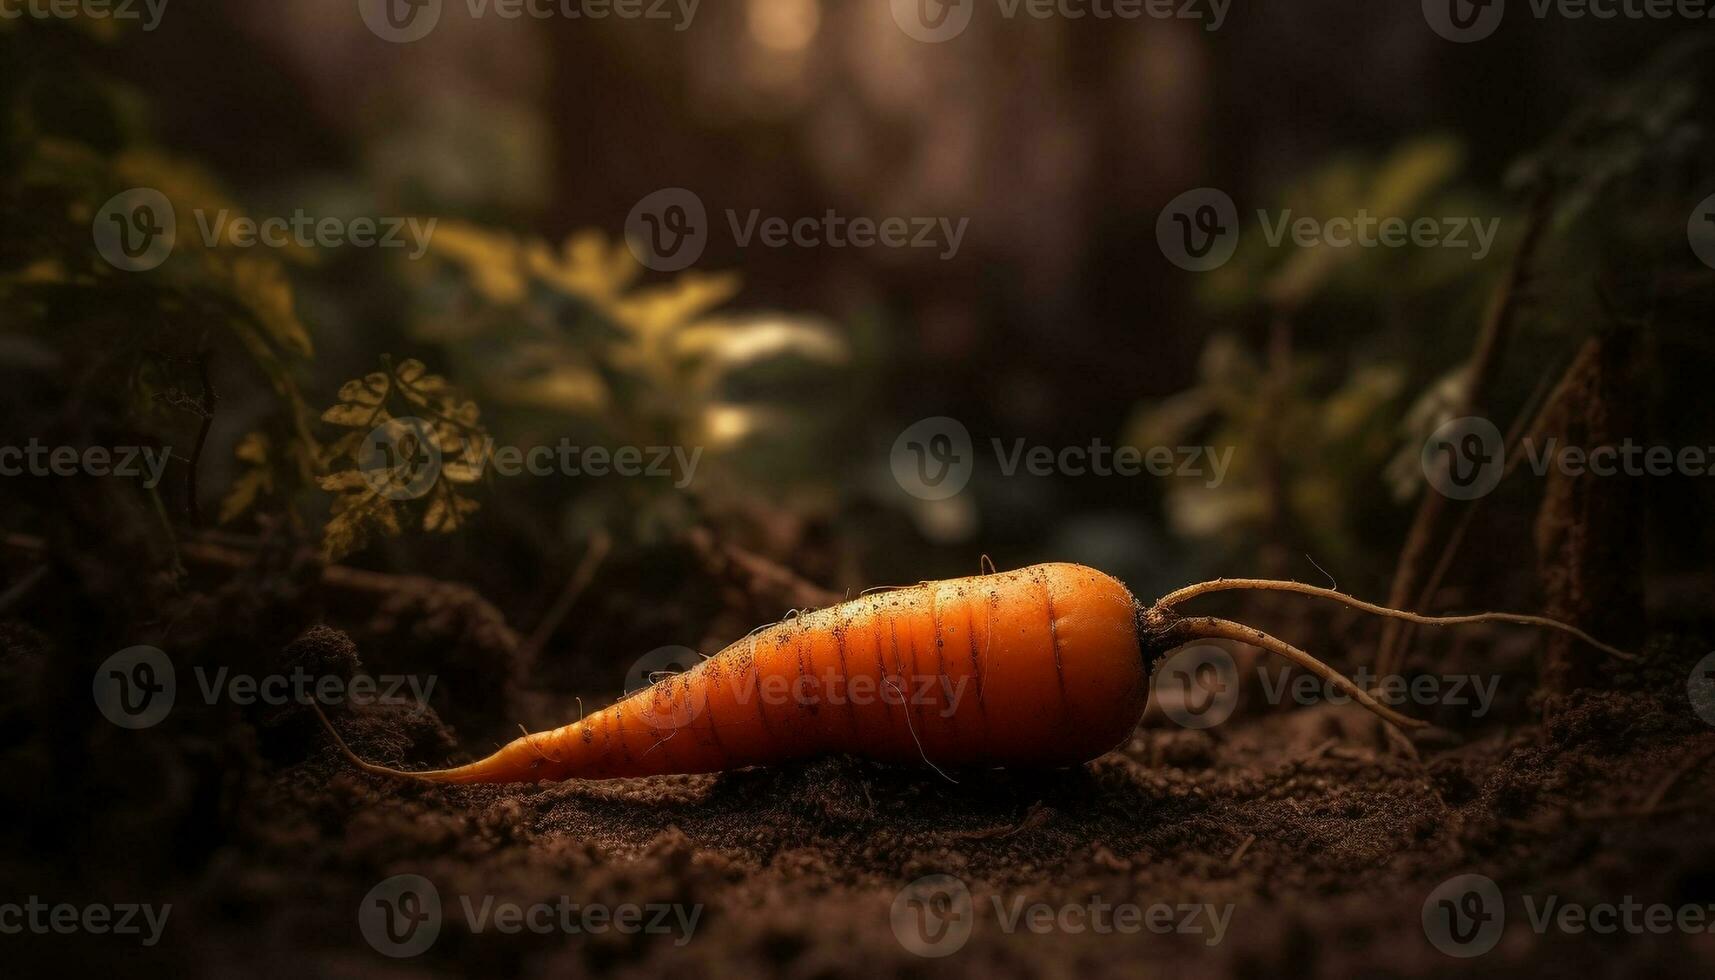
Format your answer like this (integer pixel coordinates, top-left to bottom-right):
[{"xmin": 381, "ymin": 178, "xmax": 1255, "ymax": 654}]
[{"xmin": 747, "ymin": 0, "xmax": 820, "ymax": 52}]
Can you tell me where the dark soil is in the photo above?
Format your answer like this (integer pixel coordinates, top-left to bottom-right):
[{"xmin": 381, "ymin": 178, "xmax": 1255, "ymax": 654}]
[{"xmin": 3, "ymin": 563, "xmax": 1714, "ymax": 979}]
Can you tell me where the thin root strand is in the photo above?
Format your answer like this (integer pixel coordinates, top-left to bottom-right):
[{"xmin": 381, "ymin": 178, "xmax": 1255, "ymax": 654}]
[
  {"xmin": 1177, "ymin": 616, "xmax": 1428, "ymax": 731},
  {"xmin": 1158, "ymin": 577, "xmax": 1634, "ymax": 661}
]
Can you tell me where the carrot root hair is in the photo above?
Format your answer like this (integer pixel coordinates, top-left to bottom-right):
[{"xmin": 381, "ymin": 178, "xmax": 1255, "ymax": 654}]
[
  {"xmin": 1154, "ymin": 576, "xmax": 1636, "ymax": 733},
  {"xmin": 1158, "ymin": 577, "xmax": 1634, "ymax": 661},
  {"xmin": 309, "ymin": 701, "xmax": 453, "ymax": 783},
  {"xmin": 1174, "ymin": 616, "xmax": 1427, "ymax": 730}
]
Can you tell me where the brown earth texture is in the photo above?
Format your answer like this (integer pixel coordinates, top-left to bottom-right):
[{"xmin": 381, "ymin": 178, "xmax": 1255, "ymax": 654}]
[{"xmin": 2, "ymin": 560, "xmax": 1713, "ymax": 980}]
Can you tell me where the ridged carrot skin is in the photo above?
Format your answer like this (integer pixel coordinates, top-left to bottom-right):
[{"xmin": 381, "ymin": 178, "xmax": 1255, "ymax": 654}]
[
  {"xmin": 365, "ymin": 563, "xmax": 1149, "ymax": 784},
  {"xmin": 323, "ymin": 559, "xmax": 1628, "ymax": 784}
]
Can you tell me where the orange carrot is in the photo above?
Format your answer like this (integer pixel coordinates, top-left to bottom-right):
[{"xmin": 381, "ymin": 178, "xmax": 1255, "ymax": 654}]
[{"xmin": 316, "ymin": 562, "xmax": 1630, "ymax": 784}]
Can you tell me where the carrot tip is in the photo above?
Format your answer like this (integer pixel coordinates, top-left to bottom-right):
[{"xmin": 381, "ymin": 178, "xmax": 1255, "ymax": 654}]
[{"xmin": 308, "ymin": 701, "xmax": 445, "ymax": 783}]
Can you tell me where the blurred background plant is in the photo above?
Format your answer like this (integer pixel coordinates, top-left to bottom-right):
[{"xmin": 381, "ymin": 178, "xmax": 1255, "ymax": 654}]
[
  {"xmin": 2, "ymin": 9, "xmax": 1712, "ymax": 674},
  {"xmin": 1124, "ymin": 138, "xmax": 1514, "ymax": 579},
  {"xmin": 407, "ymin": 221, "xmax": 855, "ymax": 550}
]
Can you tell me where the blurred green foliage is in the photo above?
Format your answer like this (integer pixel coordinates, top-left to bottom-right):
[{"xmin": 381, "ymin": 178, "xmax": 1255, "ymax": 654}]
[
  {"xmin": 1, "ymin": 15, "xmax": 857, "ymax": 565},
  {"xmin": 1126, "ymin": 36, "xmax": 1713, "ymax": 573},
  {"xmin": 407, "ymin": 222, "xmax": 854, "ymax": 546},
  {"xmin": 1127, "ymin": 138, "xmax": 1509, "ymax": 569}
]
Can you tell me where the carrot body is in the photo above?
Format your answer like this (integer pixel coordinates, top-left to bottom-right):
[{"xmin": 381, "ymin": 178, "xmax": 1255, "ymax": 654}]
[
  {"xmin": 340, "ymin": 563, "xmax": 1149, "ymax": 784},
  {"xmin": 322, "ymin": 561, "xmax": 1633, "ymax": 785},
  {"xmin": 318, "ymin": 553, "xmax": 1639, "ymax": 786}
]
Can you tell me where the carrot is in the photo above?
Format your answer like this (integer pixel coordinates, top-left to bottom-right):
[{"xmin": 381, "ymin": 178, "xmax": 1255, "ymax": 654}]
[{"xmin": 316, "ymin": 562, "xmax": 1630, "ymax": 785}]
